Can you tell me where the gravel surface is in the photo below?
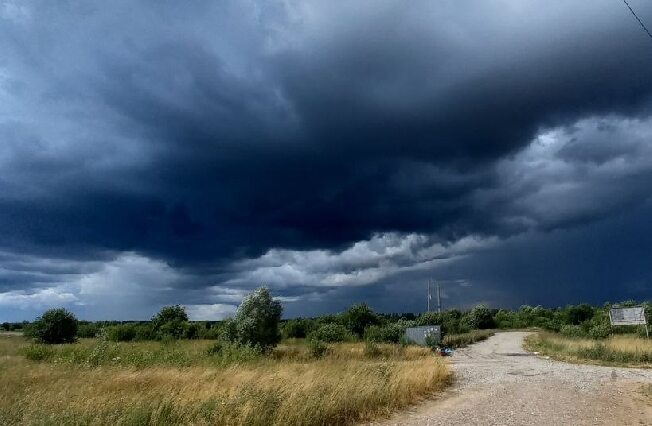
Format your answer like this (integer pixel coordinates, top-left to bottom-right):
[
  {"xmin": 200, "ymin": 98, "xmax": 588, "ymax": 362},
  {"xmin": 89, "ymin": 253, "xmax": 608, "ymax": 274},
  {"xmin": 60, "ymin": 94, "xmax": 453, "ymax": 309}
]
[{"xmin": 371, "ymin": 332, "xmax": 652, "ymax": 426}]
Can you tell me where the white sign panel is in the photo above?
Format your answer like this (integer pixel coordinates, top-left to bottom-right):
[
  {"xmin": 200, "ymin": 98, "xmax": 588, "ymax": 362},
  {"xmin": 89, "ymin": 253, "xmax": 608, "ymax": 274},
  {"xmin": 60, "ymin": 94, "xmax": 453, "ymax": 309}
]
[{"xmin": 609, "ymin": 307, "xmax": 647, "ymax": 326}]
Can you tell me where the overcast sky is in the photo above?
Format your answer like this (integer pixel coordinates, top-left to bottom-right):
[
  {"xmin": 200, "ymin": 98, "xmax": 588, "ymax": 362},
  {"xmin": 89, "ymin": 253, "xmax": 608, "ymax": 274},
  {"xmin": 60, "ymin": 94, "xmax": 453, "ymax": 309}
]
[{"xmin": 1, "ymin": 0, "xmax": 652, "ymax": 321}]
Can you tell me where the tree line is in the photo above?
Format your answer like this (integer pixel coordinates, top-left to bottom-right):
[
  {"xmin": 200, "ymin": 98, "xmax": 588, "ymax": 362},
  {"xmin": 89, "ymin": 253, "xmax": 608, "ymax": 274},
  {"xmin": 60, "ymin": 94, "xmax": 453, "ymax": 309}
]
[{"xmin": 9, "ymin": 290, "xmax": 651, "ymax": 348}]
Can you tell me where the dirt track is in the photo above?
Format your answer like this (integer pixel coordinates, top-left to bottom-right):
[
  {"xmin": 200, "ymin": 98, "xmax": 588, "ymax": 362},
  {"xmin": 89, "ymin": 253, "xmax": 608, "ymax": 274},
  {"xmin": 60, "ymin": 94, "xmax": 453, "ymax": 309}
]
[{"xmin": 373, "ymin": 332, "xmax": 652, "ymax": 426}]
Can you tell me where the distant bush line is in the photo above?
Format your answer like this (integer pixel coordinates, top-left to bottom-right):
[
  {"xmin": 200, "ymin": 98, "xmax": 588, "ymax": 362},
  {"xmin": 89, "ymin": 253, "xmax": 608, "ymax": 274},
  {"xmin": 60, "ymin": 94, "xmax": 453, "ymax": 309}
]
[{"xmin": 13, "ymin": 298, "xmax": 652, "ymax": 349}]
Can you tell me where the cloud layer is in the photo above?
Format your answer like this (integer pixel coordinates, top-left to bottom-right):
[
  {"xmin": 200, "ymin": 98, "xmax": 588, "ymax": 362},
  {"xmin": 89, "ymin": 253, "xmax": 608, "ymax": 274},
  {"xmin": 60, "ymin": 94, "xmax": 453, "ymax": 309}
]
[{"xmin": 1, "ymin": 0, "xmax": 652, "ymax": 320}]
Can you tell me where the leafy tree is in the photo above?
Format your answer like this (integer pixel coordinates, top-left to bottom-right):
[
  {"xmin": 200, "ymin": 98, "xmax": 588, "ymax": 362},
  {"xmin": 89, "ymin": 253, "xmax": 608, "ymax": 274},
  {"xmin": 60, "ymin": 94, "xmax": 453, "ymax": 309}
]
[
  {"xmin": 233, "ymin": 287, "xmax": 283, "ymax": 350},
  {"xmin": 564, "ymin": 304, "xmax": 594, "ymax": 325},
  {"xmin": 466, "ymin": 305, "xmax": 495, "ymax": 329},
  {"xmin": 27, "ymin": 308, "xmax": 78, "ymax": 344},
  {"xmin": 342, "ymin": 303, "xmax": 380, "ymax": 337},
  {"xmin": 151, "ymin": 305, "xmax": 190, "ymax": 339}
]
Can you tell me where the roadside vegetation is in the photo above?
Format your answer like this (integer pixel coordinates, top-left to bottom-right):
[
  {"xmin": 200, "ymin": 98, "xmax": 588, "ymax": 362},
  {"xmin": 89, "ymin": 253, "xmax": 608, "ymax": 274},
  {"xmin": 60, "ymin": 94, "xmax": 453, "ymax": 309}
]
[
  {"xmin": 525, "ymin": 332, "xmax": 652, "ymax": 367},
  {"xmin": 3, "ymin": 294, "xmax": 652, "ymax": 424}
]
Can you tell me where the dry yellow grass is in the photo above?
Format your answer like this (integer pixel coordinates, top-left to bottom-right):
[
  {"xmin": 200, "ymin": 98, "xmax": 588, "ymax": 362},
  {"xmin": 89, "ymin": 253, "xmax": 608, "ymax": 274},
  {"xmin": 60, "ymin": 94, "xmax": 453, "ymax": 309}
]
[
  {"xmin": 525, "ymin": 332, "xmax": 652, "ymax": 367},
  {"xmin": 0, "ymin": 335, "xmax": 450, "ymax": 425}
]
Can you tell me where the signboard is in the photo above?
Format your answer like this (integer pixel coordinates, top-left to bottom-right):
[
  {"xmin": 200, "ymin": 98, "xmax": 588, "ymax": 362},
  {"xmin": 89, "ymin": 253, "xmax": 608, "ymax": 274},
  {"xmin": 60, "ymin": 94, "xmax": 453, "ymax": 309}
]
[
  {"xmin": 404, "ymin": 326, "xmax": 441, "ymax": 346},
  {"xmin": 609, "ymin": 307, "xmax": 647, "ymax": 326}
]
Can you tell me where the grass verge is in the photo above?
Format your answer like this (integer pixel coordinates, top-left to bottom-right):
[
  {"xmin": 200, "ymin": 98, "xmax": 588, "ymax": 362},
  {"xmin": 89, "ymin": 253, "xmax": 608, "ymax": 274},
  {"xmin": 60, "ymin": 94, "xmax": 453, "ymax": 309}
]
[
  {"xmin": 524, "ymin": 332, "xmax": 652, "ymax": 367},
  {"xmin": 443, "ymin": 330, "xmax": 495, "ymax": 348}
]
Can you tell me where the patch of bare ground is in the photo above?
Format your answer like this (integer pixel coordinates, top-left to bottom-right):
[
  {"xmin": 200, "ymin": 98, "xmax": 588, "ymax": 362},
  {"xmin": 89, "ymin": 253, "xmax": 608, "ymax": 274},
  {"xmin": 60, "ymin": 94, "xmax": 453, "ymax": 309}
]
[{"xmin": 369, "ymin": 332, "xmax": 652, "ymax": 426}]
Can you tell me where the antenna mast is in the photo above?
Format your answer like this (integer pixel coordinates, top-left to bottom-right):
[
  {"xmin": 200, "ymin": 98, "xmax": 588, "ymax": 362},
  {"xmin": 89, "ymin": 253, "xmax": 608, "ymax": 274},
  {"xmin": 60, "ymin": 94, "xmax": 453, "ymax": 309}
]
[{"xmin": 437, "ymin": 281, "xmax": 442, "ymax": 314}]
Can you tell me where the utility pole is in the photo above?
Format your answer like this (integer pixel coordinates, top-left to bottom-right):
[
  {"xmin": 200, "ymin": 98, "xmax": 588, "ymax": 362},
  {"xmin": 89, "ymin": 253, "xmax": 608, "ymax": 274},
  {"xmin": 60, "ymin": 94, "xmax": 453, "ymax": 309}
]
[
  {"xmin": 436, "ymin": 281, "xmax": 442, "ymax": 314},
  {"xmin": 427, "ymin": 279, "xmax": 431, "ymax": 312}
]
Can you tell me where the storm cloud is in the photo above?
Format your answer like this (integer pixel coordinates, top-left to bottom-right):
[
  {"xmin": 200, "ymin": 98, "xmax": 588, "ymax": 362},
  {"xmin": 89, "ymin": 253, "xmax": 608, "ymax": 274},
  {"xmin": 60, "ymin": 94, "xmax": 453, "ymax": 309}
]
[{"xmin": 1, "ymin": 0, "xmax": 651, "ymax": 320}]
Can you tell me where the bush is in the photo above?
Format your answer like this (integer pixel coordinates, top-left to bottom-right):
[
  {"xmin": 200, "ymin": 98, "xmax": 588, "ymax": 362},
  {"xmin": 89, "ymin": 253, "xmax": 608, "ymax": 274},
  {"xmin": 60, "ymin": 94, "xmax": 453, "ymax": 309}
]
[
  {"xmin": 588, "ymin": 324, "xmax": 611, "ymax": 340},
  {"xmin": 342, "ymin": 304, "xmax": 380, "ymax": 337},
  {"xmin": 77, "ymin": 323, "xmax": 99, "ymax": 338},
  {"xmin": 560, "ymin": 324, "xmax": 585, "ymax": 338},
  {"xmin": 106, "ymin": 324, "xmax": 138, "ymax": 342},
  {"xmin": 26, "ymin": 308, "xmax": 78, "ymax": 344},
  {"xmin": 364, "ymin": 320, "xmax": 415, "ymax": 343},
  {"xmin": 207, "ymin": 340, "xmax": 263, "ymax": 364},
  {"xmin": 134, "ymin": 324, "xmax": 156, "ymax": 340},
  {"xmin": 308, "ymin": 324, "xmax": 354, "ymax": 343},
  {"xmin": 307, "ymin": 339, "xmax": 329, "ymax": 359},
  {"xmin": 282, "ymin": 318, "xmax": 313, "ymax": 339},
  {"xmin": 424, "ymin": 333, "xmax": 439, "ymax": 351},
  {"xmin": 232, "ymin": 287, "xmax": 283, "ymax": 350},
  {"xmin": 151, "ymin": 305, "xmax": 190, "ymax": 340},
  {"xmin": 184, "ymin": 323, "xmax": 201, "ymax": 339},
  {"xmin": 466, "ymin": 305, "xmax": 495, "ymax": 329},
  {"xmin": 198, "ymin": 323, "xmax": 222, "ymax": 340},
  {"xmin": 564, "ymin": 304, "xmax": 594, "ymax": 325},
  {"xmin": 22, "ymin": 344, "xmax": 55, "ymax": 361}
]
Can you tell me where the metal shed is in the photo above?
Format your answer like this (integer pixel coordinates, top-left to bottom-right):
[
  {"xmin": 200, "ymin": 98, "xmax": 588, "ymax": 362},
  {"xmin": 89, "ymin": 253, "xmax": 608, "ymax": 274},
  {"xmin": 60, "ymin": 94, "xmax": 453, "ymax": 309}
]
[{"xmin": 404, "ymin": 325, "xmax": 441, "ymax": 346}]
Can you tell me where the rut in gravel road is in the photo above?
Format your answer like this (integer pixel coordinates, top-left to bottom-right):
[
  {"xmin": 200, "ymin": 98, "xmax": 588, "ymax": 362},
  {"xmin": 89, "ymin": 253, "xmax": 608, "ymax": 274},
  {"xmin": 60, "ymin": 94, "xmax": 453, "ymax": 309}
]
[{"xmin": 372, "ymin": 332, "xmax": 652, "ymax": 426}]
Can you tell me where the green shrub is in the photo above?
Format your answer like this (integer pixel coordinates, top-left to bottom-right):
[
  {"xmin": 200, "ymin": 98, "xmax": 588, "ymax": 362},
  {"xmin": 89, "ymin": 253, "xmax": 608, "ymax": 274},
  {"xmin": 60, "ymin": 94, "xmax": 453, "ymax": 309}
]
[
  {"xmin": 564, "ymin": 304, "xmax": 594, "ymax": 325},
  {"xmin": 106, "ymin": 324, "xmax": 138, "ymax": 342},
  {"xmin": 308, "ymin": 324, "xmax": 354, "ymax": 343},
  {"xmin": 560, "ymin": 324, "xmax": 585, "ymax": 338},
  {"xmin": 307, "ymin": 339, "xmax": 329, "ymax": 359},
  {"xmin": 207, "ymin": 341, "xmax": 263, "ymax": 364},
  {"xmin": 364, "ymin": 320, "xmax": 415, "ymax": 343},
  {"xmin": 341, "ymin": 304, "xmax": 380, "ymax": 337},
  {"xmin": 466, "ymin": 305, "xmax": 495, "ymax": 329},
  {"xmin": 77, "ymin": 323, "xmax": 99, "ymax": 338},
  {"xmin": 26, "ymin": 308, "xmax": 78, "ymax": 344},
  {"xmin": 282, "ymin": 319, "xmax": 313, "ymax": 339},
  {"xmin": 134, "ymin": 324, "xmax": 156, "ymax": 341},
  {"xmin": 198, "ymin": 324, "xmax": 222, "ymax": 340},
  {"xmin": 22, "ymin": 344, "xmax": 55, "ymax": 361},
  {"xmin": 151, "ymin": 305, "xmax": 190, "ymax": 340},
  {"xmin": 588, "ymin": 324, "xmax": 610, "ymax": 340},
  {"xmin": 184, "ymin": 323, "xmax": 201, "ymax": 339}
]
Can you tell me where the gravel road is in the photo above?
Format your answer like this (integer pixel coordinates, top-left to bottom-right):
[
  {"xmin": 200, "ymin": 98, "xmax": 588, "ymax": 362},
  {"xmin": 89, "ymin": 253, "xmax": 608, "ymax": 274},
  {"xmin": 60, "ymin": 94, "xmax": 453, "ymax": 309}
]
[{"xmin": 372, "ymin": 332, "xmax": 652, "ymax": 426}]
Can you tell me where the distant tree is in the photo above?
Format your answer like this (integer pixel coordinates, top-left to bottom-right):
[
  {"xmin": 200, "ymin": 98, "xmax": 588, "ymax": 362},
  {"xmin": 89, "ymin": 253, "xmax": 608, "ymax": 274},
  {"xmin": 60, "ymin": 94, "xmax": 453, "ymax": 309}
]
[
  {"xmin": 151, "ymin": 305, "xmax": 189, "ymax": 339},
  {"xmin": 466, "ymin": 305, "xmax": 495, "ymax": 329},
  {"xmin": 564, "ymin": 304, "xmax": 594, "ymax": 325},
  {"xmin": 342, "ymin": 303, "xmax": 380, "ymax": 337},
  {"xmin": 0, "ymin": 322, "xmax": 10, "ymax": 331},
  {"xmin": 233, "ymin": 287, "xmax": 283, "ymax": 350},
  {"xmin": 281, "ymin": 318, "xmax": 313, "ymax": 339},
  {"xmin": 27, "ymin": 308, "xmax": 78, "ymax": 344}
]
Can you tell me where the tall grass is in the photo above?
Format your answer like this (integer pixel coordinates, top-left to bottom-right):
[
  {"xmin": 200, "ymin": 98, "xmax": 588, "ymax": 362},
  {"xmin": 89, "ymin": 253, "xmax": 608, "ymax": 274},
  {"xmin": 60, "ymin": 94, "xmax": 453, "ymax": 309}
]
[
  {"xmin": 525, "ymin": 332, "xmax": 652, "ymax": 367},
  {"xmin": 443, "ymin": 330, "xmax": 495, "ymax": 348},
  {"xmin": 0, "ymin": 335, "xmax": 450, "ymax": 425}
]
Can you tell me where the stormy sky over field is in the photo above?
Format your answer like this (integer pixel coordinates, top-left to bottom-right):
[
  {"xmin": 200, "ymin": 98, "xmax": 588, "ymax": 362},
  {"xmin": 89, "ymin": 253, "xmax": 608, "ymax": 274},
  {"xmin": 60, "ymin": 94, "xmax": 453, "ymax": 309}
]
[{"xmin": 1, "ymin": 0, "xmax": 652, "ymax": 321}]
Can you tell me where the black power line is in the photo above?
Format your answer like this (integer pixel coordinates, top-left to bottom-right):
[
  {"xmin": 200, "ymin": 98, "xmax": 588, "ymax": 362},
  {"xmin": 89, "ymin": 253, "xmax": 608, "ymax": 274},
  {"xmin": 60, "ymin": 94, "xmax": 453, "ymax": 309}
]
[{"xmin": 622, "ymin": 0, "xmax": 652, "ymax": 41}]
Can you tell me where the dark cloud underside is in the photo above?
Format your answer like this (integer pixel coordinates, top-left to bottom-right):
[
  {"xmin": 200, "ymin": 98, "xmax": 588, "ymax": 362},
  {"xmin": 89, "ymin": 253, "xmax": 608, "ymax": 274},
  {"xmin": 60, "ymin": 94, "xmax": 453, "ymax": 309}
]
[{"xmin": 1, "ymin": 0, "xmax": 652, "ymax": 320}]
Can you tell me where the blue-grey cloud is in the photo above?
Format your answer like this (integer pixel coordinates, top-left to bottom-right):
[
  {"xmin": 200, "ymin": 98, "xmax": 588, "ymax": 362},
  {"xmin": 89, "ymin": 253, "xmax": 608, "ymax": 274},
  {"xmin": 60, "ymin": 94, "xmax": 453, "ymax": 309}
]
[{"xmin": 1, "ymin": 0, "xmax": 652, "ymax": 320}]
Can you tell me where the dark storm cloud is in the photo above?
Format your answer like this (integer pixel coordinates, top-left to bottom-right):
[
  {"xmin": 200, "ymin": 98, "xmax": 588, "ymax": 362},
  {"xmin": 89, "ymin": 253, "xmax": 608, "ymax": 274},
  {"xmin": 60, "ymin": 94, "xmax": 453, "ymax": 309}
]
[{"xmin": 1, "ymin": 0, "xmax": 652, "ymax": 319}]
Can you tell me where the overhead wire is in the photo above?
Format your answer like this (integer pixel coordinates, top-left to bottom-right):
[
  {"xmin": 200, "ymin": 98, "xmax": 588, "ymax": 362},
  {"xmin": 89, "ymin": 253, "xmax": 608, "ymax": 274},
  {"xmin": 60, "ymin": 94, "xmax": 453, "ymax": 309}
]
[{"xmin": 621, "ymin": 0, "xmax": 652, "ymax": 41}]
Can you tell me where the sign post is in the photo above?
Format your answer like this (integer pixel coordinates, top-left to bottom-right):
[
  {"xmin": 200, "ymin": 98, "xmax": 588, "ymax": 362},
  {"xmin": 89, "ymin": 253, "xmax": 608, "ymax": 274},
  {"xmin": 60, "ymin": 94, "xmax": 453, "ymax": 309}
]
[{"xmin": 609, "ymin": 306, "xmax": 648, "ymax": 338}]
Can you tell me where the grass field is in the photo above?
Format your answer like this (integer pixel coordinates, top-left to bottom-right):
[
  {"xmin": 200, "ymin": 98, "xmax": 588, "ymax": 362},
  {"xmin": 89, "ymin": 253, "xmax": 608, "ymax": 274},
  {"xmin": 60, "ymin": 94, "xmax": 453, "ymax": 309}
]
[
  {"xmin": 0, "ymin": 334, "xmax": 450, "ymax": 425},
  {"xmin": 525, "ymin": 332, "xmax": 652, "ymax": 367}
]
